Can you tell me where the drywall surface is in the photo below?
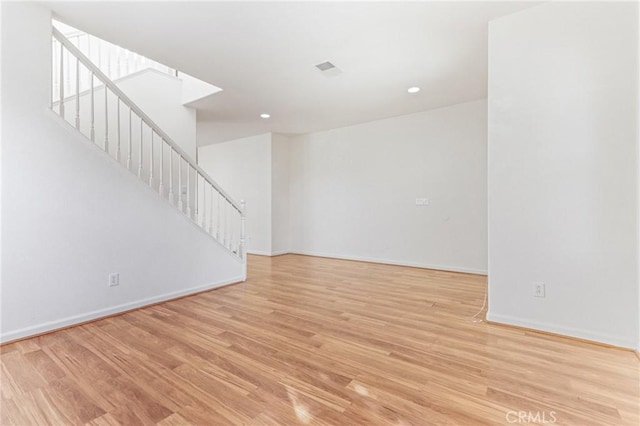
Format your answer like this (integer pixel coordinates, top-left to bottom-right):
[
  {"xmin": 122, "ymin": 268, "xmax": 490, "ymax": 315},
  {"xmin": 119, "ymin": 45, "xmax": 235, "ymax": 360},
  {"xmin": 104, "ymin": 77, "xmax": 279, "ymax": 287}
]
[
  {"xmin": 487, "ymin": 1, "xmax": 639, "ymax": 348},
  {"xmin": 1, "ymin": 2, "xmax": 243, "ymax": 342},
  {"xmin": 198, "ymin": 134, "xmax": 272, "ymax": 254},
  {"xmin": 288, "ymin": 99, "xmax": 488, "ymax": 274}
]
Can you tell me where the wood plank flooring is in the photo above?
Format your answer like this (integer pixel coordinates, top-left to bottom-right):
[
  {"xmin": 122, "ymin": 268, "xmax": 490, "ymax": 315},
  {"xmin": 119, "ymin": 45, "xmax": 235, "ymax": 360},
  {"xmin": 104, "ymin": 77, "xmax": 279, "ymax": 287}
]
[{"xmin": 1, "ymin": 254, "xmax": 638, "ymax": 425}]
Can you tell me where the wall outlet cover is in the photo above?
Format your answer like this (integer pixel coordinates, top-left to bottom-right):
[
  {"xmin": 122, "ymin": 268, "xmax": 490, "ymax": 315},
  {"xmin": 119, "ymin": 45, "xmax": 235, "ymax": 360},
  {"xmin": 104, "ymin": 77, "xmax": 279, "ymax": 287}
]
[{"xmin": 109, "ymin": 273, "xmax": 120, "ymax": 287}]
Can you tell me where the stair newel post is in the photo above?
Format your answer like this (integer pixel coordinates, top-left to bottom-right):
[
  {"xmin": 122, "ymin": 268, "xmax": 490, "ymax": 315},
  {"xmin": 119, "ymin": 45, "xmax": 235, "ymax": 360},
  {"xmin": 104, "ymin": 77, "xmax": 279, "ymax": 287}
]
[
  {"xmin": 149, "ymin": 130, "xmax": 154, "ymax": 186},
  {"xmin": 169, "ymin": 148, "xmax": 174, "ymax": 204},
  {"xmin": 137, "ymin": 118, "xmax": 143, "ymax": 178},
  {"xmin": 127, "ymin": 107, "xmax": 132, "ymax": 169},
  {"xmin": 178, "ymin": 156, "xmax": 183, "ymax": 211},
  {"xmin": 209, "ymin": 185, "xmax": 214, "ymax": 234},
  {"xmin": 228, "ymin": 202, "xmax": 233, "ymax": 251},
  {"xmin": 186, "ymin": 165, "xmax": 192, "ymax": 218},
  {"xmin": 59, "ymin": 43, "xmax": 65, "ymax": 118},
  {"xmin": 201, "ymin": 179, "xmax": 207, "ymax": 229},
  {"xmin": 90, "ymin": 72, "xmax": 95, "ymax": 142},
  {"xmin": 224, "ymin": 201, "xmax": 228, "ymax": 248},
  {"xmin": 240, "ymin": 200, "xmax": 246, "ymax": 260},
  {"xmin": 75, "ymin": 57, "xmax": 80, "ymax": 129},
  {"xmin": 194, "ymin": 173, "xmax": 199, "ymax": 222},
  {"xmin": 159, "ymin": 139, "xmax": 164, "ymax": 196},
  {"xmin": 216, "ymin": 193, "xmax": 221, "ymax": 240},
  {"xmin": 104, "ymin": 86, "xmax": 109, "ymax": 153},
  {"xmin": 116, "ymin": 99, "xmax": 121, "ymax": 161}
]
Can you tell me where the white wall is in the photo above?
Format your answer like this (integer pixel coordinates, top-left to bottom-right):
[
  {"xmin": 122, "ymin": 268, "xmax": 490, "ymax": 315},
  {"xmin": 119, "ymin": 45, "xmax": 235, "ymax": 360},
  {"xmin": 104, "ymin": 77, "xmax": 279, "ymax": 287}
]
[
  {"xmin": 487, "ymin": 1, "xmax": 639, "ymax": 348},
  {"xmin": 288, "ymin": 100, "xmax": 488, "ymax": 273},
  {"xmin": 0, "ymin": 2, "xmax": 244, "ymax": 343},
  {"xmin": 271, "ymin": 133, "xmax": 291, "ymax": 255},
  {"xmin": 198, "ymin": 133, "xmax": 272, "ymax": 254}
]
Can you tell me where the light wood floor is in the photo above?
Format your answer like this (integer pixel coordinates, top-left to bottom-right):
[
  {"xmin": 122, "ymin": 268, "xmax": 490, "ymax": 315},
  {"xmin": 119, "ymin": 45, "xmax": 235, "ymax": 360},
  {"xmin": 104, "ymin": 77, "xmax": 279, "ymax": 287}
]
[{"xmin": 1, "ymin": 254, "xmax": 638, "ymax": 425}]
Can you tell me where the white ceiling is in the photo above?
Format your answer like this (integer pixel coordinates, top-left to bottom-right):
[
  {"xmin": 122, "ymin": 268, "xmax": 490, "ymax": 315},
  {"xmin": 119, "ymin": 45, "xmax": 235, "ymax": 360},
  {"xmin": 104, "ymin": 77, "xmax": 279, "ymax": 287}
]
[{"xmin": 50, "ymin": 1, "xmax": 539, "ymax": 145}]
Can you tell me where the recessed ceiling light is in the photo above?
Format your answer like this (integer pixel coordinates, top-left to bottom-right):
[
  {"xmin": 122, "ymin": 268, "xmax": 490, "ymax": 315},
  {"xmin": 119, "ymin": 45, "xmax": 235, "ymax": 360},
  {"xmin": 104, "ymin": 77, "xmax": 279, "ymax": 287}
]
[
  {"xmin": 260, "ymin": 113, "xmax": 270, "ymax": 119},
  {"xmin": 408, "ymin": 87, "xmax": 421, "ymax": 94}
]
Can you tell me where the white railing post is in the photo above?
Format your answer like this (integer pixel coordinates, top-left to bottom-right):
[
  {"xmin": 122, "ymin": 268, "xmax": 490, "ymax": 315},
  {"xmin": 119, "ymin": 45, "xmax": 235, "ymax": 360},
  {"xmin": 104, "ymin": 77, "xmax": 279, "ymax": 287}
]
[
  {"xmin": 159, "ymin": 140, "xmax": 164, "ymax": 195},
  {"xmin": 116, "ymin": 99, "xmax": 121, "ymax": 161},
  {"xmin": 194, "ymin": 173, "xmax": 199, "ymax": 221},
  {"xmin": 169, "ymin": 148, "xmax": 174, "ymax": 203},
  {"xmin": 116, "ymin": 46, "xmax": 121, "ymax": 79},
  {"xmin": 127, "ymin": 107, "xmax": 132, "ymax": 169},
  {"xmin": 90, "ymin": 72, "xmax": 95, "ymax": 142},
  {"xmin": 52, "ymin": 39, "xmax": 56, "ymax": 108},
  {"xmin": 64, "ymin": 42, "xmax": 70, "ymax": 103},
  {"xmin": 240, "ymin": 200, "xmax": 246, "ymax": 259},
  {"xmin": 138, "ymin": 119, "xmax": 143, "ymax": 178},
  {"xmin": 223, "ymin": 202, "xmax": 228, "ymax": 248},
  {"xmin": 201, "ymin": 179, "xmax": 207, "ymax": 229},
  {"xmin": 149, "ymin": 130, "xmax": 154, "ymax": 186},
  {"xmin": 75, "ymin": 57, "xmax": 80, "ymax": 129},
  {"xmin": 209, "ymin": 186, "xmax": 214, "ymax": 234},
  {"xmin": 186, "ymin": 165, "xmax": 192, "ymax": 218},
  {"xmin": 104, "ymin": 87, "xmax": 109, "ymax": 153},
  {"xmin": 59, "ymin": 43, "xmax": 65, "ymax": 117},
  {"xmin": 178, "ymin": 156, "xmax": 183, "ymax": 211},
  {"xmin": 216, "ymin": 193, "xmax": 221, "ymax": 240}
]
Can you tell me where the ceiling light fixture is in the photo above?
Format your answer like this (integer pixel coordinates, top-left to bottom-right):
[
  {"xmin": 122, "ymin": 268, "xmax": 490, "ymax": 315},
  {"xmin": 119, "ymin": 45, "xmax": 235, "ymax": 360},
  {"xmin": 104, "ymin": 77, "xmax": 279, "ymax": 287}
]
[
  {"xmin": 260, "ymin": 113, "xmax": 270, "ymax": 119},
  {"xmin": 407, "ymin": 87, "xmax": 421, "ymax": 94}
]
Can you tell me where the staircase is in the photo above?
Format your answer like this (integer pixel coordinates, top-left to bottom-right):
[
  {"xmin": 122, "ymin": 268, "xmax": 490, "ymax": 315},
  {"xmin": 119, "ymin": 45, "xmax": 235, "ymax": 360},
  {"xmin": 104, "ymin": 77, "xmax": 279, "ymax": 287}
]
[{"xmin": 50, "ymin": 27, "xmax": 246, "ymax": 262}]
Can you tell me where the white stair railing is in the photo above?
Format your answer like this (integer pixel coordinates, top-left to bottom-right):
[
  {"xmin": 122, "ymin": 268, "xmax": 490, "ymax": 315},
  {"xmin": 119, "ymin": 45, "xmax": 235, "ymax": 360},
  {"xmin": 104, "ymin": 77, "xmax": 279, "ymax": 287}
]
[
  {"xmin": 51, "ymin": 27, "xmax": 245, "ymax": 261},
  {"xmin": 52, "ymin": 22, "xmax": 176, "ymax": 102}
]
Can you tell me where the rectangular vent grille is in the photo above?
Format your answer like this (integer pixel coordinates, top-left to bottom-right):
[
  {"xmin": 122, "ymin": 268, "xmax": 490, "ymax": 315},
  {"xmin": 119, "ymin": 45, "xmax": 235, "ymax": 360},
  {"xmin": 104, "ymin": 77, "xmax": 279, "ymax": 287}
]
[{"xmin": 315, "ymin": 61, "xmax": 336, "ymax": 72}]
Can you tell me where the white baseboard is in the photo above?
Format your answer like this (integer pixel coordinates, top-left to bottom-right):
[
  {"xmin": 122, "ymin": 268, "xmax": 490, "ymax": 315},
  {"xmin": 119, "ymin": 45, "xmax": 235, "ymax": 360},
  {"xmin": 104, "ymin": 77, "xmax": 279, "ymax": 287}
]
[
  {"xmin": 486, "ymin": 311, "xmax": 636, "ymax": 350},
  {"xmin": 289, "ymin": 250, "xmax": 487, "ymax": 275},
  {"xmin": 247, "ymin": 250, "xmax": 290, "ymax": 257},
  {"xmin": 0, "ymin": 275, "xmax": 244, "ymax": 344},
  {"xmin": 247, "ymin": 250, "xmax": 275, "ymax": 256}
]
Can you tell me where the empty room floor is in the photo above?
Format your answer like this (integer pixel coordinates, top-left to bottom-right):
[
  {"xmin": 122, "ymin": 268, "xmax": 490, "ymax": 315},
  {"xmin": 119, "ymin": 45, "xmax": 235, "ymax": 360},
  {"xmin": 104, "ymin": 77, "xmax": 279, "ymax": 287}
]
[{"xmin": 1, "ymin": 254, "xmax": 638, "ymax": 425}]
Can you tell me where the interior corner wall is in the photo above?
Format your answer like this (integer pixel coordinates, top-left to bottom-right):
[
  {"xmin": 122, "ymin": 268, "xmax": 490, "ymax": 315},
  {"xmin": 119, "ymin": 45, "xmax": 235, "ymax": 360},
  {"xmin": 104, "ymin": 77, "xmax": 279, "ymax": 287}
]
[
  {"xmin": 487, "ymin": 1, "xmax": 639, "ymax": 348},
  {"xmin": 271, "ymin": 133, "xmax": 292, "ymax": 255},
  {"xmin": 288, "ymin": 99, "xmax": 488, "ymax": 274},
  {"xmin": 197, "ymin": 133, "xmax": 273, "ymax": 255},
  {"xmin": 637, "ymin": 0, "xmax": 640, "ymax": 352}
]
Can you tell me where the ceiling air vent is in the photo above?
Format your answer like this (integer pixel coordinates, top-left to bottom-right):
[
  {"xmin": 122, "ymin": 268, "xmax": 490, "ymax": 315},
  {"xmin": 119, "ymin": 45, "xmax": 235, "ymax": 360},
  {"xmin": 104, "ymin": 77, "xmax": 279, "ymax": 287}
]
[
  {"xmin": 315, "ymin": 61, "xmax": 342, "ymax": 77},
  {"xmin": 315, "ymin": 61, "xmax": 336, "ymax": 71}
]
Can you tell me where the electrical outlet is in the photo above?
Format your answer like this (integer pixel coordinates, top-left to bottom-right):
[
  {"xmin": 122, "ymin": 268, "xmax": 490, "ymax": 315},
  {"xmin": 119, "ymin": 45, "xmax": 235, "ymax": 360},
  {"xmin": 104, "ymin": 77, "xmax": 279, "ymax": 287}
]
[
  {"xmin": 109, "ymin": 273, "xmax": 120, "ymax": 287},
  {"xmin": 533, "ymin": 282, "xmax": 545, "ymax": 298},
  {"xmin": 415, "ymin": 198, "xmax": 429, "ymax": 206}
]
